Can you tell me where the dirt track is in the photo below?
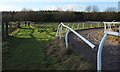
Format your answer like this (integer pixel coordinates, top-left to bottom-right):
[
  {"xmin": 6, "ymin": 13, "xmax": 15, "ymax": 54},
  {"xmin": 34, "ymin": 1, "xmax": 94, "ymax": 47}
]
[{"xmin": 68, "ymin": 28, "xmax": 119, "ymax": 70}]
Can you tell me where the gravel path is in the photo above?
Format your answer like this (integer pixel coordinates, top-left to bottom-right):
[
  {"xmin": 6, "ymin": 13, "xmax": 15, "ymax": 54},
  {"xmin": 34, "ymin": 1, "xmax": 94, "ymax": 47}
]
[{"xmin": 68, "ymin": 28, "xmax": 119, "ymax": 70}]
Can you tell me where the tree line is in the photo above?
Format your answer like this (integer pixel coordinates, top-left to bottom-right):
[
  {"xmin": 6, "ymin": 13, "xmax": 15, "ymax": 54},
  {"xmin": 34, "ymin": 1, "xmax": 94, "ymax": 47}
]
[{"xmin": 2, "ymin": 11, "xmax": 120, "ymax": 22}]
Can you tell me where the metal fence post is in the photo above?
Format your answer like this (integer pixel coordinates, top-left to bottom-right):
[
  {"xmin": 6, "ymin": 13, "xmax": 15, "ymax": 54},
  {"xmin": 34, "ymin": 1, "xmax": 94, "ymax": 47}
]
[
  {"xmin": 56, "ymin": 24, "xmax": 61, "ymax": 36},
  {"xmin": 58, "ymin": 24, "xmax": 63, "ymax": 39},
  {"xmin": 104, "ymin": 23, "xmax": 106, "ymax": 33},
  {"xmin": 58, "ymin": 25, "xmax": 61, "ymax": 39},
  {"xmin": 72, "ymin": 23, "xmax": 74, "ymax": 29},
  {"xmin": 98, "ymin": 23, "xmax": 99, "ymax": 27},
  {"xmin": 60, "ymin": 25, "xmax": 62, "ymax": 39},
  {"xmin": 90, "ymin": 23, "xmax": 92, "ymax": 28},
  {"xmin": 97, "ymin": 33, "xmax": 108, "ymax": 71},
  {"xmin": 65, "ymin": 29, "xmax": 69, "ymax": 48},
  {"xmin": 83, "ymin": 23, "xmax": 84, "ymax": 29},
  {"xmin": 77, "ymin": 24, "xmax": 79, "ymax": 29},
  {"xmin": 65, "ymin": 23, "xmax": 69, "ymax": 32}
]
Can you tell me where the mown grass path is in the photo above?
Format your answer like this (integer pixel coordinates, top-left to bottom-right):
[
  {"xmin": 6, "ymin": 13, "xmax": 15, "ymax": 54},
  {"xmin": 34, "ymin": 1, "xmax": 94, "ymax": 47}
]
[{"xmin": 3, "ymin": 26, "xmax": 56, "ymax": 70}]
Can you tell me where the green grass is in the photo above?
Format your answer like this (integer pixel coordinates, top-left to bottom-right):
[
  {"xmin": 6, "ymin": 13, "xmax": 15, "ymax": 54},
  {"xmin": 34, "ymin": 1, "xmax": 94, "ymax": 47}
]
[
  {"xmin": 3, "ymin": 23, "xmax": 96, "ymax": 70},
  {"xmin": 45, "ymin": 37, "xmax": 96, "ymax": 70},
  {"xmin": 3, "ymin": 25, "xmax": 56, "ymax": 70},
  {"xmin": 100, "ymin": 31, "xmax": 118, "ymax": 42}
]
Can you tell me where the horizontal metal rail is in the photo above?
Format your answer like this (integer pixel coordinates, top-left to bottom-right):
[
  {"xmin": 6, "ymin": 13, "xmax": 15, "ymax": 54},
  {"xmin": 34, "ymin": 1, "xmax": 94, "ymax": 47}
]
[
  {"xmin": 104, "ymin": 22, "xmax": 120, "ymax": 33},
  {"xmin": 59, "ymin": 22, "xmax": 96, "ymax": 49},
  {"xmin": 103, "ymin": 22, "xmax": 120, "ymax": 24}
]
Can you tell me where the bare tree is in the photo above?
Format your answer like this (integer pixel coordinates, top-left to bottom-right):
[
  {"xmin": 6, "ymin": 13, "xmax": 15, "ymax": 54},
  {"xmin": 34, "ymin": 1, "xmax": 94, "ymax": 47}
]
[
  {"xmin": 22, "ymin": 8, "xmax": 28, "ymax": 12},
  {"xmin": 92, "ymin": 6, "xmax": 99, "ymax": 12},
  {"xmin": 105, "ymin": 7, "xmax": 117, "ymax": 12},
  {"xmin": 21, "ymin": 8, "xmax": 33, "ymax": 12},
  {"xmin": 85, "ymin": 5, "xmax": 92, "ymax": 12},
  {"xmin": 57, "ymin": 7, "xmax": 62, "ymax": 11},
  {"xmin": 85, "ymin": 5, "xmax": 99, "ymax": 12}
]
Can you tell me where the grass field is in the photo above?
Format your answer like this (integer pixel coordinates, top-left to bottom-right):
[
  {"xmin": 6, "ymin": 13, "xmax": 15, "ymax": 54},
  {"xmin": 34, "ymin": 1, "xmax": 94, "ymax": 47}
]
[
  {"xmin": 3, "ymin": 25, "xmax": 57, "ymax": 70},
  {"xmin": 2, "ymin": 23, "xmax": 97, "ymax": 70}
]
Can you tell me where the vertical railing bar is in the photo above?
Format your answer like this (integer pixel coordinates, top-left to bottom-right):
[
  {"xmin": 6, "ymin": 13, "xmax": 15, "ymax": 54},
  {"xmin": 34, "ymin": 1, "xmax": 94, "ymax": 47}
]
[
  {"xmin": 72, "ymin": 23, "xmax": 74, "ymax": 29},
  {"xmin": 97, "ymin": 33, "xmax": 108, "ymax": 71},
  {"xmin": 56, "ymin": 24, "xmax": 61, "ymax": 36},
  {"xmin": 59, "ymin": 25, "xmax": 62, "ymax": 39},
  {"xmin": 65, "ymin": 29, "xmax": 69, "ymax": 48},
  {"xmin": 60, "ymin": 22, "xmax": 96, "ymax": 49},
  {"xmin": 77, "ymin": 24, "xmax": 79, "ymax": 29}
]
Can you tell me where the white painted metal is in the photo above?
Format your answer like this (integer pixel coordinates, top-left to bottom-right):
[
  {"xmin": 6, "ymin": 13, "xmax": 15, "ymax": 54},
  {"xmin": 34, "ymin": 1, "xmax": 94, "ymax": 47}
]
[
  {"xmin": 56, "ymin": 24, "xmax": 61, "ymax": 36},
  {"xmin": 72, "ymin": 23, "xmax": 74, "ymax": 29},
  {"xmin": 59, "ymin": 22, "xmax": 96, "ymax": 49},
  {"xmin": 98, "ymin": 23, "xmax": 100, "ymax": 27},
  {"xmin": 103, "ymin": 22, "xmax": 120, "ymax": 33},
  {"xmin": 65, "ymin": 29, "xmax": 69, "ymax": 48},
  {"xmin": 97, "ymin": 33, "xmax": 108, "ymax": 71},
  {"xmin": 59, "ymin": 25, "xmax": 61, "ymax": 39},
  {"xmin": 65, "ymin": 23, "xmax": 70, "ymax": 31},
  {"xmin": 97, "ymin": 31, "xmax": 120, "ymax": 71},
  {"xmin": 82, "ymin": 23, "xmax": 84, "ymax": 29},
  {"xmin": 107, "ymin": 31, "xmax": 120, "ymax": 36},
  {"xmin": 77, "ymin": 24, "xmax": 79, "ymax": 29},
  {"xmin": 90, "ymin": 23, "xmax": 92, "ymax": 28},
  {"xmin": 59, "ymin": 25, "xmax": 62, "ymax": 39},
  {"xmin": 57, "ymin": 22, "xmax": 120, "ymax": 71},
  {"xmin": 97, "ymin": 22, "xmax": 120, "ymax": 71},
  {"xmin": 104, "ymin": 23, "xmax": 106, "ymax": 33}
]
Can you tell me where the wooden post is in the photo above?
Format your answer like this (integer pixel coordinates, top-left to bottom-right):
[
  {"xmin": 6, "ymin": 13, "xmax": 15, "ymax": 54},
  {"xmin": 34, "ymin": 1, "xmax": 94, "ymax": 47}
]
[
  {"xmin": 18, "ymin": 21, "xmax": 21, "ymax": 28},
  {"xmin": 90, "ymin": 23, "xmax": 92, "ymax": 28},
  {"xmin": 9, "ymin": 23, "xmax": 12, "ymax": 33},
  {"xmin": 2, "ymin": 22, "xmax": 5, "ymax": 41},
  {"xmin": 72, "ymin": 23, "xmax": 74, "ymax": 29},
  {"xmin": 5, "ymin": 22, "xmax": 8, "ymax": 37}
]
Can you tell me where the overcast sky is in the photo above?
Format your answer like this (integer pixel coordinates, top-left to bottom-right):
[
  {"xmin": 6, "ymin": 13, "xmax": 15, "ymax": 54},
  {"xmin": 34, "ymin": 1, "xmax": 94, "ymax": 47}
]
[{"xmin": 0, "ymin": 0, "xmax": 119, "ymax": 11}]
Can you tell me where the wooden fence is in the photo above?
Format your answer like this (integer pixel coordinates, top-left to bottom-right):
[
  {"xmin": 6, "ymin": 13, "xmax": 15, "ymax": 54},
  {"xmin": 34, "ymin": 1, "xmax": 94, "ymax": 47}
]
[{"xmin": 2, "ymin": 22, "xmax": 18, "ymax": 41}]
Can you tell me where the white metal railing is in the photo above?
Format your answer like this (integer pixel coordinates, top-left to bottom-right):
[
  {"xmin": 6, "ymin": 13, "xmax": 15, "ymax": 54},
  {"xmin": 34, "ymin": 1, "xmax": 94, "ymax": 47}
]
[
  {"xmin": 56, "ymin": 22, "xmax": 96, "ymax": 48},
  {"xmin": 104, "ymin": 22, "xmax": 120, "ymax": 33},
  {"xmin": 97, "ymin": 22, "xmax": 120, "ymax": 71},
  {"xmin": 97, "ymin": 31, "xmax": 120, "ymax": 71},
  {"xmin": 56, "ymin": 22, "xmax": 120, "ymax": 71}
]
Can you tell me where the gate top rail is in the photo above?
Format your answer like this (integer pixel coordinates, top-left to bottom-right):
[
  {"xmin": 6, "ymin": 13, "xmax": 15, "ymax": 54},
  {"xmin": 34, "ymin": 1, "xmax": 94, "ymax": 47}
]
[
  {"xmin": 103, "ymin": 22, "xmax": 120, "ymax": 33},
  {"xmin": 59, "ymin": 22, "xmax": 96, "ymax": 49},
  {"xmin": 103, "ymin": 22, "xmax": 120, "ymax": 24}
]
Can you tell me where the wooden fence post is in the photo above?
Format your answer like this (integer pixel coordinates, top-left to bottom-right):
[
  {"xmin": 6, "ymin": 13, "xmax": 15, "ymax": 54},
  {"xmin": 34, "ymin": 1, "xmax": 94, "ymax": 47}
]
[
  {"xmin": 2, "ymin": 22, "xmax": 5, "ymax": 41},
  {"xmin": 5, "ymin": 22, "xmax": 8, "ymax": 38},
  {"xmin": 18, "ymin": 21, "xmax": 21, "ymax": 28}
]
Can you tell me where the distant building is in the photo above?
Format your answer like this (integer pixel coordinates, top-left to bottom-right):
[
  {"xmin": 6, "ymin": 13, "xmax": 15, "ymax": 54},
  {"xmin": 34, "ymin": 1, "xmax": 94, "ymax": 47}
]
[{"xmin": 118, "ymin": 1, "xmax": 120, "ymax": 12}]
